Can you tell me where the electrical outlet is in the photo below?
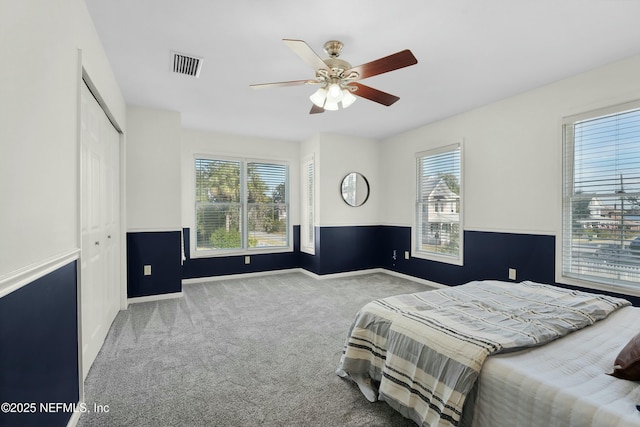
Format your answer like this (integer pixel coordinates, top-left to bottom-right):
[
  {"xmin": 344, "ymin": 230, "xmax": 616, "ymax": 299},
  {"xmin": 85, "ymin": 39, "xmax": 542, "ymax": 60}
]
[
  {"xmin": 144, "ymin": 265, "xmax": 152, "ymax": 276},
  {"xmin": 405, "ymin": 251, "xmax": 410, "ymax": 260},
  {"xmin": 508, "ymin": 268, "xmax": 517, "ymax": 281},
  {"xmin": 245, "ymin": 256, "xmax": 251, "ymax": 265}
]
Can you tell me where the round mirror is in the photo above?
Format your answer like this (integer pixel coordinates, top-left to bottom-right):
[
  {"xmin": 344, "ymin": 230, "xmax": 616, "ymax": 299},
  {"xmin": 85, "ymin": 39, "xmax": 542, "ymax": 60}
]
[{"xmin": 341, "ymin": 172, "xmax": 370, "ymax": 207}]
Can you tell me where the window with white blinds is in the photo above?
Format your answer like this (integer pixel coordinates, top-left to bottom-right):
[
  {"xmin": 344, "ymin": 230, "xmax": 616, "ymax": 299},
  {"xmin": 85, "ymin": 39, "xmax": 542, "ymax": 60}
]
[
  {"xmin": 300, "ymin": 156, "xmax": 315, "ymax": 255},
  {"xmin": 415, "ymin": 143, "xmax": 462, "ymax": 263},
  {"xmin": 195, "ymin": 157, "xmax": 289, "ymax": 253},
  {"xmin": 562, "ymin": 101, "xmax": 640, "ymax": 291}
]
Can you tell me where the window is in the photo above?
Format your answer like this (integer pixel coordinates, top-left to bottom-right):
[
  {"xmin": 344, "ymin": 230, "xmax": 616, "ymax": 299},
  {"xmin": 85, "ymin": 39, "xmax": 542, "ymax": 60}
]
[
  {"xmin": 195, "ymin": 157, "xmax": 289, "ymax": 254},
  {"xmin": 300, "ymin": 155, "xmax": 315, "ymax": 255},
  {"xmin": 415, "ymin": 143, "xmax": 462, "ymax": 263},
  {"xmin": 562, "ymin": 101, "xmax": 640, "ymax": 291}
]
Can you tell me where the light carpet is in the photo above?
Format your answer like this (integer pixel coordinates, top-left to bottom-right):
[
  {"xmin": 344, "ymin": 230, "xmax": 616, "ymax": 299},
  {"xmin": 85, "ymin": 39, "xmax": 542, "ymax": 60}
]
[{"xmin": 78, "ymin": 272, "xmax": 434, "ymax": 427}]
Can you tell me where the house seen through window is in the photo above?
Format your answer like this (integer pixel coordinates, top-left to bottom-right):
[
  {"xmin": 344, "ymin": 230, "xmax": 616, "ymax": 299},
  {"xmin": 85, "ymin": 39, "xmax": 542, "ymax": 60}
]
[
  {"xmin": 562, "ymin": 102, "xmax": 640, "ymax": 290},
  {"xmin": 415, "ymin": 143, "xmax": 462, "ymax": 263}
]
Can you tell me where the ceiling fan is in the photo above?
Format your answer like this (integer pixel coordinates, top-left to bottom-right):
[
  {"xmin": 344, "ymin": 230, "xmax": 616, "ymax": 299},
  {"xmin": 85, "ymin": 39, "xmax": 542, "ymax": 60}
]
[{"xmin": 250, "ymin": 39, "xmax": 418, "ymax": 114}]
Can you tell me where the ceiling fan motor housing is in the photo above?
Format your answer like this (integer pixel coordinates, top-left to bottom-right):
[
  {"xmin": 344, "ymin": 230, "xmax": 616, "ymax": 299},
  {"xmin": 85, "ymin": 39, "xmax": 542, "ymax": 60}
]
[
  {"xmin": 321, "ymin": 41, "xmax": 358, "ymax": 83},
  {"xmin": 323, "ymin": 40, "xmax": 344, "ymax": 57},
  {"xmin": 323, "ymin": 58, "xmax": 352, "ymax": 77}
]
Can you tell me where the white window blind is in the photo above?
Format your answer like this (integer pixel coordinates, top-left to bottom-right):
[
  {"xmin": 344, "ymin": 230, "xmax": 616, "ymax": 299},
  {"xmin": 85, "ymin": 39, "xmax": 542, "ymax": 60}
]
[
  {"xmin": 246, "ymin": 161, "xmax": 288, "ymax": 248},
  {"xmin": 415, "ymin": 144, "xmax": 462, "ymax": 262},
  {"xmin": 195, "ymin": 157, "xmax": 289, "ymax": 253},
  {"xmin": 562, "ymin": 102, "xmax": 640, "ymax": 290},
  {"xmin": 300, "ymin": 156, "xmax": 315, "ymax": 254},
  {"xmin": 196, "ymin": 158, "xmax": 242, "ymax": 250}
]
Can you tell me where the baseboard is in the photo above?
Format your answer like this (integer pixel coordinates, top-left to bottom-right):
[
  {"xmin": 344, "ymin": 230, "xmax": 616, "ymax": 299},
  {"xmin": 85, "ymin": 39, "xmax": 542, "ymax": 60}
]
[
  {"xmin": 66, "ymin": 407, "xmax": 81, "ymax": 427},
  {"xmin": 127, "ymin": 291, "xmax": 183, "ymax": 305},
  {"xmin": 299, "ymin": 268, "xmax": 386, "ymax": 280},
  {"xmin": 301, "ymin": 267, "xmax": 446, "ymax": 288},
  {"xmin": 182, "ymin": 267, "xmax": 448, "ymax": 288},
  {"xmin": 182, "ymin": 268, "xmax": 302, "ymax": 285},
  {"xmin": 382, "ymin": 269, "xmax": 447, "ymax": 289},
  {"xmin": 183, "ymin": 268, "xmax": 388, "ymax": 284}
]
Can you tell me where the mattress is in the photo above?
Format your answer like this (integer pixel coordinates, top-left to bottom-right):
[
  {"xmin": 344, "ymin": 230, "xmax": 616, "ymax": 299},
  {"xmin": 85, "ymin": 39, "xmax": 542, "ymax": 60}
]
[{"xmin": 471, "ymin": 305, "xmax": 640, "ymax": 427}]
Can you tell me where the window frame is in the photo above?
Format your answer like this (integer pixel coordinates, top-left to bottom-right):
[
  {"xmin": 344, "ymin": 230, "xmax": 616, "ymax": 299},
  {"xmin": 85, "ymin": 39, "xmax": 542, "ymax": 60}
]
[
  {"xmin": 192, "ymin": 154, "xmax": 292, "ymax": 258},
  {"xmin": 412, "ymin": 141, "xmax": 464, "ymax": 266},
  {"xmin": 561, "ymin": 100, "xmax": 640, "ymax": 295}
]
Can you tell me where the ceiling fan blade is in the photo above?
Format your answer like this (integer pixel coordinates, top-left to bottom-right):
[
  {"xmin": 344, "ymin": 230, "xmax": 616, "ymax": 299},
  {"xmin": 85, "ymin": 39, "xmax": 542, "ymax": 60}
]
[
  {"xmin": 349, "ymin": 83, "xmax": 400, "ymax": 106},
  {"xmin": 347, "ymin": 49, "xmax": 417, "ymax": 81},
  {"xmin": 309, "ymin": 104, "xmax": 325, "ymax": 114},
  {"xmin": 250, "ymin": 79, "xmax": 318, "ymax": 89},
  {"xmin": 283, "ymin": 39, "xmax": 328, "ymax": 72}
]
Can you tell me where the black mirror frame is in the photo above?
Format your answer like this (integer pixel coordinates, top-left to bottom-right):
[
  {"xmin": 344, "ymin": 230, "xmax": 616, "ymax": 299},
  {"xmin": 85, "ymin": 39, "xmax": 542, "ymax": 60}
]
[{"xmin": 340, "ymin": 172, "xmax": 370, "ymax": 207}]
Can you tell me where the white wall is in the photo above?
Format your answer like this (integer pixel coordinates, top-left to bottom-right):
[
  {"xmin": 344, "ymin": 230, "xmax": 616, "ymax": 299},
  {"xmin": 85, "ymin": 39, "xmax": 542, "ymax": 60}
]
[
  {"xmin": 180, "ymin": 129, "xmax": 301, "ymax": 242},
  {"xmin": 0, "ymin": 0, "xmax": 125, "ymax": 280},
  {"xmin": 126, "ymin": 106, "xmax": 182, "ymax": 230},
  {"xmin": 380, "ymin": 54, "xmax": 640, "ymax": 237},
  {"xmin": 314, "ymin": 133, "xmax": 380, "ymax": 226}
]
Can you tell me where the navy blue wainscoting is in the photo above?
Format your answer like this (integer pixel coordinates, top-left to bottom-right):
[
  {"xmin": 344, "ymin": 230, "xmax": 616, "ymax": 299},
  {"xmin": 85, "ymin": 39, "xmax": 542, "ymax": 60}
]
[
  {"xmin": 385, "ymin": 227, "xmax": 640, "ymax": 305},
  {"xmin": 0, "ymin": 261, "xmax": 79, "ymax": 427},
  {"xmin": 381, "ymin": 227, "xmax": 556, "ymax": 285},
  {"xmin": 464, "ymin": 230, "xmax": 556, "ymax": 284},
  {"xmin": 311, "ymin": 226, "xmax": 382, "ymax": 275},
  {"xmin": 299, "ymin": 227, "xmax": 321, "ymax": 274},
  {"xmin": 181, "ymin": 226, "xmax": 300, "ymax": 279},
  {"xmin": 127, "ymin": 231, "xmax": 182, "ymax": 298}
]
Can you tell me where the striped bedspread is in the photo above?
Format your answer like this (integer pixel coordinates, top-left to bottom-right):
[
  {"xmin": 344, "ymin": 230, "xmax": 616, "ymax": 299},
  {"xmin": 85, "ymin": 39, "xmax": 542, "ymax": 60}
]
[{"xmin": 336, "ymin": 280, "xmax": 630, "ymax": 427}]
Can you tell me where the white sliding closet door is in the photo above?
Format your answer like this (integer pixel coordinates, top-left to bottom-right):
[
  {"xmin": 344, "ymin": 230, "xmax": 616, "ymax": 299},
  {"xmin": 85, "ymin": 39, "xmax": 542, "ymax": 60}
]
[{"xmin": 80, "ymin": 82, "xmax": 121, "ymax": 380}]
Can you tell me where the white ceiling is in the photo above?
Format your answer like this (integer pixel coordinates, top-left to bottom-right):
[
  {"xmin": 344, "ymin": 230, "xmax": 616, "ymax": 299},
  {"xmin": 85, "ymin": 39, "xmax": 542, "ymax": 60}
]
[{"xmin": 85, "ymin": 0, "xmax": 640, "ymax": 142}]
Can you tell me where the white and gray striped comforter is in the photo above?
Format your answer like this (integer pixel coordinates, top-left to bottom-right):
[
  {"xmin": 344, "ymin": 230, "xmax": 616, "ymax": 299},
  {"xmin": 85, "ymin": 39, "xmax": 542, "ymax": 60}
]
[{"xmin": 336, "ymin": 280, "xmax": 630, "ymax": 427}]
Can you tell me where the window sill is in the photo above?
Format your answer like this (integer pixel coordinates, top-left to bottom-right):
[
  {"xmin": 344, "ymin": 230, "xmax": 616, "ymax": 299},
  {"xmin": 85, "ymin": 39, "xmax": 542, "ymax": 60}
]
[
  {"xmin": 557, "ymin": 273, "xmax": 640, "ymax": 298},
  {"xmin": 412, "ymin": 251, "xmax": 463, "ymax": 266},
  {"xmin": 190, "ymin": 246, "xmax": 293, "ymax": 259}
]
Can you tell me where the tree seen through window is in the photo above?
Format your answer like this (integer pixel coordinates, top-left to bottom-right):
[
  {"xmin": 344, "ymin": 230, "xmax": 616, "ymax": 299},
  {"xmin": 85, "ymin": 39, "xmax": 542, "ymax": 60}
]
[{"xmin": 195, "ymin": 158, "xmax": 288, "ymax": 251}]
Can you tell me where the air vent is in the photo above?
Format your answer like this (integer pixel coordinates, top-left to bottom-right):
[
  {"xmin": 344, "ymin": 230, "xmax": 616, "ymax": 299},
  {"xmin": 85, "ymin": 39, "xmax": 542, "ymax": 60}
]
[{"xmin": 171, "ymin": 51, "xmax": 202, "ymax": 78}]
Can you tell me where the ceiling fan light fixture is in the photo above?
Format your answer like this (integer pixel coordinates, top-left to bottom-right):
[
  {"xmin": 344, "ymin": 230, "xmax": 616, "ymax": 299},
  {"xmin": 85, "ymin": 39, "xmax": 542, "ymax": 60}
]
[
  {"xmin": 323, "ymin": 100, "xmax": 339, "ymax": 111},
  {"xmin": 309, "ymin": 87, "xmax": 327, "ymax": 108},
  {"xmin": 341, "ymin": 89, "xmax": 357, "ymax": 108},
  {"xmin": 310, "ymin": 84, "xmax": 356, "ymax": 111},
  {"xmin": 327, "ymin": 83, "xmax": 343, "ymax": 101}
]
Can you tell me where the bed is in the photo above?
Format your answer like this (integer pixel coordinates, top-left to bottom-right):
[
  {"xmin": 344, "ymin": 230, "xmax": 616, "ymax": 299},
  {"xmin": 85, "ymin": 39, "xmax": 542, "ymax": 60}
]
[
  {"xmin": 472, "ymin": 304, "xmax": 640, "ymax": 427},
  {"xmin": 336, "ymin": 280, "xmax": 640, "ymax": 427}
]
